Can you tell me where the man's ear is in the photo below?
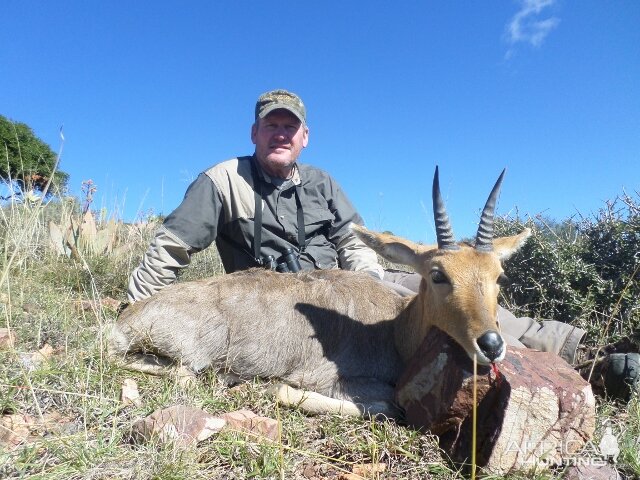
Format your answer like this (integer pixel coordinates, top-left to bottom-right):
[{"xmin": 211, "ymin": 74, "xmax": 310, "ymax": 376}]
[
  {"xmin": 302, "ymin": 125, "xmax": 309, "ymax": 148},
  {"xmin": 250, "ymin": 122, "xmax": 258, "ymax": 145}
]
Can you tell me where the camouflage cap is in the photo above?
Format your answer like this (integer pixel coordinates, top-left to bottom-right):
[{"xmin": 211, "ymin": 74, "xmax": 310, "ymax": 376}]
[{"xmin": 255, "ymin": 89, "xmax": 306, "ymax": 124}]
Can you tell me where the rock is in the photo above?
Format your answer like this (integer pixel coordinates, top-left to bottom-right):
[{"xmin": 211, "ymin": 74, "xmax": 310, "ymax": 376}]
[
  {"xmin": 0, "ymin": 328, "xmax": 16, "ymax": 349},
  {"xmin": 130, "ymin": 406, "xmax": 280, "ymax": 447},
  {"xmin": 396, "ymin": 328, "xmax": 596, "ymax": 475},
  {"xmin": 18, "ymin": 343, "xmax": 56, "ymax": 371},
  {"xmin": 0, "ymin": 411, "xmax": 76, "ymax": 450},
  {"xmin": 120, "ymin": 378, "xmax": 142, "ymax": 407},
  {"xmin": 564, "ymin": 464, "xmax": 621, "ymax": 480},
  {"xmin": 338, "ymin": 465, "xmax": 387, "ymax": 480},
  {"xmin": 302, "ymin": 462, "xmax": 318, "ymax": 479},
  {"xmin": 36, "ymin": 343, "xmax": 55, "ymax": 359},
  {"xmin": 131, "ymin": 405, "xmax": 226, "ymax": 447},
  {"xmin": 221, "ymin": 409, "xmax": 280, "ymax": 442},
  {"xmin": 352, "ymin": 463, "xmax": 387, "ymax": 476},
  {"xmin": 0, "ymin": 413, "xmax": 35, "ymax": 450},
  {"xmin": 39, "ymin": 411, "xmax": 77, "ymax": 436}
]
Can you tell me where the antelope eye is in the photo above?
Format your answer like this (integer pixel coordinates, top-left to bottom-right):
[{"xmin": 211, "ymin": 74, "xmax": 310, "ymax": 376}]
[
  {"xmin": 430, "ymin": 270, "xmax": 448, "ymax": 284},
  {"xmin": 497, "ymin": 273, "xmax": 510, "ymax": 287}
]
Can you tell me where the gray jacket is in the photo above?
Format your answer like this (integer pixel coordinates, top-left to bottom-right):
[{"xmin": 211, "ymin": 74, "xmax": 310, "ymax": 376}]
[{"xmin": 127, "ymin": 156, "xmax": 384, "ymax": 302}]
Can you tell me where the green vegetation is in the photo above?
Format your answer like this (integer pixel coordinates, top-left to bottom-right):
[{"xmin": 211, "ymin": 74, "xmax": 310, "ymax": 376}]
[
  {"xmin": 1, "ymin": 188, "xmax": 639, "ymax": 478},
  {"xmin": 496, "ymin": 193, "xmax": 640, "ymax": 346},
  {"xmin": 0, "ymin": 115, "xmax": 69, "ymax": 199}
]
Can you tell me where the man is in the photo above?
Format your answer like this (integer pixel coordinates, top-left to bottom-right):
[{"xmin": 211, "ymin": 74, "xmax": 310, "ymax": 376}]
[
  {"xmin": 127, "ymin": 89, "xmax": 384, "ymax": 302},
  {"xmin": 129, "ymin": 90, "xmax": 636, "ymax": 391}
]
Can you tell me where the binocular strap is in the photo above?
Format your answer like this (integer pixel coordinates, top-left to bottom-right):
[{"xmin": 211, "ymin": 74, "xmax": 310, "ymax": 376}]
[{"xmin": 251, "ymin": 159, "xmax": 306, "ymax": 265}]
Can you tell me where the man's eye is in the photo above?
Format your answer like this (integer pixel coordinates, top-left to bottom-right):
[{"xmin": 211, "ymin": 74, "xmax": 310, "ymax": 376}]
[{"xmin": 430, "ymin": 270, "xmax": 448, "ymax": 284}]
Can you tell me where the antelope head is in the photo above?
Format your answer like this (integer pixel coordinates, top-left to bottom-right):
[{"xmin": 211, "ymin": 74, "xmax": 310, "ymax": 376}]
[{"xmin": 352, "ymin": 167, "xmax": 531, "ymax": 365}]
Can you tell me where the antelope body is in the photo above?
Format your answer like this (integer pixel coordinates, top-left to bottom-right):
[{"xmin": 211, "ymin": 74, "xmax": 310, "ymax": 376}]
[{"xmin": 109, "ymin": 168, "xmax": 531, "ymax": 417}]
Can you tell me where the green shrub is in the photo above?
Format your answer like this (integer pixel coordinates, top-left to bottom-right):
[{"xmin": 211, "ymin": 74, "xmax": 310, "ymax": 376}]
[{"xmin": 496, "ymin": 192, "xmax": 640, "ymax": 344}]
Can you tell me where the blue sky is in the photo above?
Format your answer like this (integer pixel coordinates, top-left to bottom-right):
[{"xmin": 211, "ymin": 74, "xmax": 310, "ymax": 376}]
[{"xmin": 1, "ymin": 1, "xmax": 638, "ymax": 242}]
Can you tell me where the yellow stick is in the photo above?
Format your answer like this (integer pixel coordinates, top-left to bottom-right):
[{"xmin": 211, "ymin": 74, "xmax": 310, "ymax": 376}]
[{"xmin": 471, "ymin": 353, "xmax": 477, "ymax": 480}]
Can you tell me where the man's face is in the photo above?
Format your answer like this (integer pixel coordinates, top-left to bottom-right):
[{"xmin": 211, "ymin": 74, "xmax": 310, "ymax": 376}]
[{"xmin": 251, "ymin": 109, "xmax": 309, "ymax": 178}]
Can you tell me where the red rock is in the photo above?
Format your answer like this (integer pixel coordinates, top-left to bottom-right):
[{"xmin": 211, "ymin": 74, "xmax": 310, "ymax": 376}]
[
  {"xmin": 131, "ymin": 405, "xmax": 225, "ymax": 447},
  {"xmin": 221, "ymin": 409, "xmax": 280, "ymax": 442},
  {"xmin": 396, "ymin": 328, "xmax": 596, "ymax": 474}
]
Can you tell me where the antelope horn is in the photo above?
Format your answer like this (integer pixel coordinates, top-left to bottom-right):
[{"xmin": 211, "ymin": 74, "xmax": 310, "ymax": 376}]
[
  {"xmin": 432, "ymin": 166, "xmax": 459, "ymax": 251},
  {"xmin": 475, "ymin": 169, "xmax": 506, "ymax": 252}
]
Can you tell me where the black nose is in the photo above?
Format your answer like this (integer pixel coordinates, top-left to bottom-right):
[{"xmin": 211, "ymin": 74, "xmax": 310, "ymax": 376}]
[{"xmin": 477, "ymin": 331, "xmax": 504, "ymax": 362}]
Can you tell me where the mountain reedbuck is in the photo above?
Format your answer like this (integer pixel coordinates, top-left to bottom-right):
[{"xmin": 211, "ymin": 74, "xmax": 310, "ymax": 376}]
[{"xmin": 109, "ymin": 167, "xmax": 531, "ymax": 417}]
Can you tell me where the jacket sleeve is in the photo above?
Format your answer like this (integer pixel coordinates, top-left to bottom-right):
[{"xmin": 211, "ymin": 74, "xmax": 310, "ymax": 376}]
[
  {"xmin": 127, "ymin": 173, "xmax": 223, "ymax": 302},
  {"xmin": 325, "ymin": 177, "xmax": 384, "ymax": 280},
  {"xmin": 127, "ymin": 226, "xmax": 193, "ymax": 302},
  {"xmin": 335, "ymin": 231, "xmax": 384, "ymax": 280}
]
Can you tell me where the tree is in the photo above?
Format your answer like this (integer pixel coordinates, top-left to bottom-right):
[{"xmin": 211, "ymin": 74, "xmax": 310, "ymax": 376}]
[{"xmin": 0, "ymin": 114, "xmax": 68, "ymax": 198}]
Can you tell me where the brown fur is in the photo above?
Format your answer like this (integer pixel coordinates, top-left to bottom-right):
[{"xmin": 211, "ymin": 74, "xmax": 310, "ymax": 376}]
[{"xmin": 109, "ymin": 226, "xmax": 531, "ymax": 417}]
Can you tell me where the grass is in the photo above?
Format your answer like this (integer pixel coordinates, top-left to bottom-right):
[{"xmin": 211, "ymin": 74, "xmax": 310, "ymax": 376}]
[{"xmin": 1, "ymin": 197, "xmax": 639, "ymax": 479}]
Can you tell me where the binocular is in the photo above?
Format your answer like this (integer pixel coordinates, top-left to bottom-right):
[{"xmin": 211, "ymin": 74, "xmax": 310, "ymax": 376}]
[{"xmin": 262, "ymin": 247, "xmax": 301, "ymax": 273}]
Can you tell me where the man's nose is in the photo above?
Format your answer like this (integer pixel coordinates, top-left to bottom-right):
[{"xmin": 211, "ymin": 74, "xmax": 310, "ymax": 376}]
[{"xmin": 272, "ymin": 126, "xmax": 288, "ymax": 139}]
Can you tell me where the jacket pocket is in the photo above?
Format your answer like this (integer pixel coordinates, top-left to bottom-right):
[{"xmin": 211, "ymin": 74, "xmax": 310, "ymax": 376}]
[
  {"xmin": 303, "ymin": 207, "xmax": 334, "ymax": 236},
  {"xmin": 301, "ymin": 208, "xmax": 336, "ymax": 269}
]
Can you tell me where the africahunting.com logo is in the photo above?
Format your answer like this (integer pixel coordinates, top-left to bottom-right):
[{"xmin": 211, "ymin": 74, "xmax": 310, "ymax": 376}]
[{"xmin": 506, "ymin": 424, "xmax": 622, "ymax": 467}]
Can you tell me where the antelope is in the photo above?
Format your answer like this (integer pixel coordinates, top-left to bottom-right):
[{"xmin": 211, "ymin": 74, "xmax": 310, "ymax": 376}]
[{"xmin": 108, "ymin": 167, "xmax": 531, "ymax": 417}]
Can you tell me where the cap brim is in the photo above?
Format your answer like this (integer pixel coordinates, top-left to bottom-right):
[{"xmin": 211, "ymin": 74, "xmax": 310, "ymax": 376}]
[{"xmin": 259, "ymin": 104, "xmax": 305, "ymax": 123}]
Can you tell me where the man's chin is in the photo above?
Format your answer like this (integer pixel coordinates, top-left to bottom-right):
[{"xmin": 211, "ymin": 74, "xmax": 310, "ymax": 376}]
[
  {"xmin": 258, "ymin": 156, "xmax": 296, "ymax": 178},
  {"xmin": 264, "ymin": 156, "xmax": 295, "ymax": 168}
]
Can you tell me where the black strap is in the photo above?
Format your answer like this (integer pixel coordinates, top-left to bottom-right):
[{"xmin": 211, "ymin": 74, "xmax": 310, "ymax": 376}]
[
  {"xmin": 217, "ymin": 231, "xmax": 262, "ymax": 265},
  {"xmin": 251, "ymin": 159, "xmax": 264, "ymax": 262},
  {"xmin": 254, "ymin": 189, "xmax": 264, "ymax": 262},
  {"xmin": 295, "ymin": 185, "xmax": 306, "ymax": 253},
  {"xmin": 250, "ymin": 158, "xmax": 306, "ymax": 264}
]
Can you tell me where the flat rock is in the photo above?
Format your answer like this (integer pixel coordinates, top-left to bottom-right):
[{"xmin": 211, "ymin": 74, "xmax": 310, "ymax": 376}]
[
  {"xmin": 131, "ymin": 405, "xmax": 225, "ymax": 447},
  {"xmin": 0, "ymin": 411, "xmax": 76, "ymax": 450},
  {"xmin": 130, "ymin": 406, "xmax": 281, "ymax": 447},
  {"xmin": 120, "ymin": 378, "xmax": 142, "ymax": 407},
  {"xmin": 396, "ymin": 327, "xmax": 596, "ymax": 475},
  {"xmin": 221, "ymin": 409, "xmax": 280, "ymax": 442}
]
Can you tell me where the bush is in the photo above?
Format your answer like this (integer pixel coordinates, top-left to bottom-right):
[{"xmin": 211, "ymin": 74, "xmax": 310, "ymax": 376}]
[{"xmin": 496, "ymin": 192, "xmax": 640, "ymax": 344}]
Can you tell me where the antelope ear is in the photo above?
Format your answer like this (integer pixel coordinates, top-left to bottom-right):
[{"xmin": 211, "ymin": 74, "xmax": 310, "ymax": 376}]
[
  {"xmin": 493, "ymin": 228, "xmax": 531, "ymax": 260},
  {"xmin": 350, "ymin": 223, "xmax": 423, "ymax": 268}
]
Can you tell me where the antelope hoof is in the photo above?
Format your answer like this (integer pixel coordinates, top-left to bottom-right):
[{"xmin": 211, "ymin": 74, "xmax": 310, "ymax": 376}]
[{"xmin": 476, "ymin": 330, "xmax": 506, "ymax": 364}]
